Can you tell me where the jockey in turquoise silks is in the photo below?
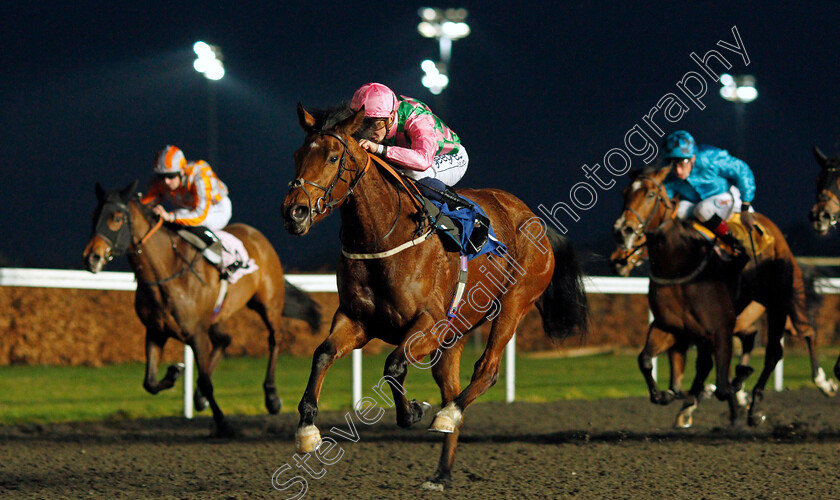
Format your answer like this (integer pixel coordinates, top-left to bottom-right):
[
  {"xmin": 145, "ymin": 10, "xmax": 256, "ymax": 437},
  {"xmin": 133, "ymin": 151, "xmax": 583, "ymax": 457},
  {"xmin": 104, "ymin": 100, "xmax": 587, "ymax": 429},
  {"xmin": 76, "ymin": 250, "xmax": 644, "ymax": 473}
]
[{"xmin": 661, "ymin": 131, "xmax": 756, "ymax": 268}]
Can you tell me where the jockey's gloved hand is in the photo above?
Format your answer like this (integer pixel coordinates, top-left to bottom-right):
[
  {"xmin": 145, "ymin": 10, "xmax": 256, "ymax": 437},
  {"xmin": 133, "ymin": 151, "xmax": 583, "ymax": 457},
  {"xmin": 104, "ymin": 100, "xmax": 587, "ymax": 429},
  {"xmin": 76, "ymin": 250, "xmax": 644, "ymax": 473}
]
[{"xmin": 740, "ymin": 202, "xmax": 755, "ymax": 230}]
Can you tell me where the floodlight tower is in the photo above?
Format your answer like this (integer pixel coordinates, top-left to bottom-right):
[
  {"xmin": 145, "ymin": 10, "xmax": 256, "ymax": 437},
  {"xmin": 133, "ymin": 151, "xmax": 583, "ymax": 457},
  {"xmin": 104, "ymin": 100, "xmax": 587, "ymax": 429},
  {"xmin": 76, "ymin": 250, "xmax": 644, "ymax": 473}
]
[
  {"xmin": 193, "ymin": 42, "xmax": 225, "ymax": 164},
  {"xmin": 417, "ymin": 8, "xmax": 470, "ymax": 95},
  {"xmin": 719, "ymin": 73, "xmax": 757, "ymax": 158}
]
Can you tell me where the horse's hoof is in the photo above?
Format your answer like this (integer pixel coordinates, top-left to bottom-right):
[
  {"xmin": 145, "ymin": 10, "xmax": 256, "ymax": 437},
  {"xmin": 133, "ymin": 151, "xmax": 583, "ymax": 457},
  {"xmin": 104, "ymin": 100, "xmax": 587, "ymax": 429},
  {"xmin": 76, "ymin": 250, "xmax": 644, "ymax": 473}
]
[
  {"xmin": 736, "ymin": 389, "xmax": 751, "ymax": 407},
  {"xmin": 295, "ymin": 425, "xmax": 322, "ymax": 453},
  {"xmin": 748, "ymin": 412, "xmax": 766, "ymax": 427},
  {"xmin": 814, "ymin": 367, "xmax": 838, "ymax": 397},
  {"xmin": 166, "ymin": 364, "xmax": 184, "ymax": 382},
  {"xmin": 265, "ymin": 393, "xmax": 282, "ymax": 415},
  {"xmin": 674, "ymin": 413, "xmax": 693, "ymax": 429},
  {"xmin": 421, "ymin": 481, "xmax": 445, "ymax": 491},
  {"xmin": 700, "ymin": 384, "xmax": 716, "ymax": 402},
  {"xmin": 194, "ymin": 395, "xmax": 209, "ymax": 413},
  {"xmin": 429, "ymin": 403, "xmax": 462, "ymax": 434}
]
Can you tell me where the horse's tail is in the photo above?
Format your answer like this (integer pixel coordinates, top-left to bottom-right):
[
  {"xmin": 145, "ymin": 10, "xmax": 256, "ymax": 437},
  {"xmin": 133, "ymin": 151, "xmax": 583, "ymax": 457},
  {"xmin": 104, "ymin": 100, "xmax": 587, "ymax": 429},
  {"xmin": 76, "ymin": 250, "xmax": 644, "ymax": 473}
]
[
  {"xmin": 283, "ymin": 279, "xmax": 323, "ymax": 333},
  {"xmin": 535, "ymin": 227, "xmax": 589, "ymax": 341}
]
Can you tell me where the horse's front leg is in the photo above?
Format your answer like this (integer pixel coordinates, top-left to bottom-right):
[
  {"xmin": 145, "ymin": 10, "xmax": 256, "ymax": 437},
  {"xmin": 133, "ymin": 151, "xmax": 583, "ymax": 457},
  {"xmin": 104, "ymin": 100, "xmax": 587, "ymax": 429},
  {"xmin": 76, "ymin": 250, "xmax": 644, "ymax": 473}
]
[
  {"xmin": 385, "ymin": 312, "xmax": 438, "ymax": 428},
  {"xmin": 142, "ymin": 329, "xmax": 182, "ymax": 394},
  {"xmin": 296, "ymin": 311, "xmax": 368, "ymax": 453},
  {"xmin": 674, "ymin": 342, "xmax": 714, "ymax": 428},
  {"xmin": 710, "ymin": 326, "xmax": 738, "ymax": 426},
  {"xmin": 638, "ymin": 324, "xmax": 678, "ymax": 405}
]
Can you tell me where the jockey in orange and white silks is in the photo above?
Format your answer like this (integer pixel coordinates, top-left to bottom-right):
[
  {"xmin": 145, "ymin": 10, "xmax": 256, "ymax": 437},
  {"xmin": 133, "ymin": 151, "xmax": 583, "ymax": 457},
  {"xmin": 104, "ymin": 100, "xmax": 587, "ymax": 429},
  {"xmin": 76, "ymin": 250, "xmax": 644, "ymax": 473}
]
[
  {"xmin": 351, "ymin": 83, "xmax": 468, "ymax": 204},
  {"xmin": 141, "ymin": 146, "xmax": 232, "ymax": 231}
]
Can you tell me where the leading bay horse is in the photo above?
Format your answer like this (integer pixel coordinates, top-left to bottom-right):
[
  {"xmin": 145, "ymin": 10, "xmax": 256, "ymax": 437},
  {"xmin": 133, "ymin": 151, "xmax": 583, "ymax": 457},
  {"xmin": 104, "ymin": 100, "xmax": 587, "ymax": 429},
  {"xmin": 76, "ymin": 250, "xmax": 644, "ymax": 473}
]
[
  {"xmin": 809, "ymin": 145, "xmax": 840, "ymax": 379},
  {"xmin": 83, "ymin": 181, "xmax": 321, "ymax": 436},
  {"xmin": 282, "ymin": 103, "xmax": 588, "ymax": 489},
  {"xmin": 614, "ymin": 167, "xmax": 835, "ymax": 427}
]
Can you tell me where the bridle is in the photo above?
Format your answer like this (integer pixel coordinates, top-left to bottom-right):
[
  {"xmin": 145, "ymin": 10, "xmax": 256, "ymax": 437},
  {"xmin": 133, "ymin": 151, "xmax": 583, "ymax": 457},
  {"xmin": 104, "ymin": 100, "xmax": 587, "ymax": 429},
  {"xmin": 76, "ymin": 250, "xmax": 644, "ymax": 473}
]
[
  {"xmin": 619, "ymin": 175, "xmax": 676, "ymax": 242},
  {"xmin": 288, "ymin": 130, "xmax": 428, "ymax": 252},
  {"xmin": 813, "ymin": 166, "xmax": 840, "ymax": 227},
  {"xmin": 288, "ymin": 131, "xmax": 370, "ymax": 224},
  {"xmin": 92, "ymin": 198, "xmax": 200, "ymax": 285}
]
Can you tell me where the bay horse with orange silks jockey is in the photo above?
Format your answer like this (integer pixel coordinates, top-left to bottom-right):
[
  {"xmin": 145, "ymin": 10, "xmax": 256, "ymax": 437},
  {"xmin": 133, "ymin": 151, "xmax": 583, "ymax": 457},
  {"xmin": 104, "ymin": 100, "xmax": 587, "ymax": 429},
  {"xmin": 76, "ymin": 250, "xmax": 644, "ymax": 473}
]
[
  {"xmin": 614, "ymin": 167, "xmax": 836, "ymax": 428},
  {"xmin": 83, "ymin": 181, "xmax": 322, "ymax": 436},
  {"xmin": 282, "ymin": 103, "xmax": 588, "ymax": 490},
  {"xmin": 809, "ymin": 145, "xmax": 840, "ymax": 380}
]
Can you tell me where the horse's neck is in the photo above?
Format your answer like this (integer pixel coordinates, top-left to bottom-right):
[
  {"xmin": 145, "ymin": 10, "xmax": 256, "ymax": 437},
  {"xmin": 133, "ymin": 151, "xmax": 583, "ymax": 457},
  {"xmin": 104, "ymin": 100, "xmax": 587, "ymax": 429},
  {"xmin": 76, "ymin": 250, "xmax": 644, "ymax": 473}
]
[
  {"xmin": 339, "ymin": 164, "xmax": 418, "ymax": 250},
  {"xmin": 647, "ymin": 222, "xmax": 707, "ymax": 276},
  {"xmin": 126, "ymin": 201, "xmax": 180, "ymax": 283}
]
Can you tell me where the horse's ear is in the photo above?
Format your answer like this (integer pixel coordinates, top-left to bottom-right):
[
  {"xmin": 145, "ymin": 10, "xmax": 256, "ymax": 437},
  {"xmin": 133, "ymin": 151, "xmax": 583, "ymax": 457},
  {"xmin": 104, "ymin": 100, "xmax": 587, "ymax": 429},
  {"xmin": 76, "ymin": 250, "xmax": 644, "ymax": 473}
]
[
  {"xmin": 653, "ymin": 165, "xmax": 672, "ymax": 181},
  {"xmin": 95, "ymin": 182, "xmax": 106, "ymax": 202},
  {"xmin": 297, "ymin": 102, "xmax": 317, "ymax": 132},
  {"xmin": 120, "ymin": 180, "xmax": 138, "ymax": 201},
  {"xmin": 337, "ymin": 106, "xmax": 366, "ymax": 136},
  {"xmin": 814, "ymin": 146, "xmax": 829, "ymax": 168}
]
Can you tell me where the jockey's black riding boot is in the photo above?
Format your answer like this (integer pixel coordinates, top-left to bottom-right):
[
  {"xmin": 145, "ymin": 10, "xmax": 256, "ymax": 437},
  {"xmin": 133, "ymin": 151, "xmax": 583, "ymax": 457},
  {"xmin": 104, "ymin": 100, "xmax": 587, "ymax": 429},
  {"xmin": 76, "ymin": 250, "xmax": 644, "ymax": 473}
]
[
  {"xmin": 182, "ymin": 226, "xmax": 224, "ymax": 271},
  {"xmin": 705, "ymin": 215, "xmax": 749, "ymax": 271}
]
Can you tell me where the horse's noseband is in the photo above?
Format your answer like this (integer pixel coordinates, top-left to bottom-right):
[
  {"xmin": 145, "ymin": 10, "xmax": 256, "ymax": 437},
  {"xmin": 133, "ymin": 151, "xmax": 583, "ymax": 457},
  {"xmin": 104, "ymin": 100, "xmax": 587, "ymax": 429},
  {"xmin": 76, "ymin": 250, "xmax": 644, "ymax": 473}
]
[{"xmin": 288, "ymin": 131, "xmax": 368, "ymax": 222}]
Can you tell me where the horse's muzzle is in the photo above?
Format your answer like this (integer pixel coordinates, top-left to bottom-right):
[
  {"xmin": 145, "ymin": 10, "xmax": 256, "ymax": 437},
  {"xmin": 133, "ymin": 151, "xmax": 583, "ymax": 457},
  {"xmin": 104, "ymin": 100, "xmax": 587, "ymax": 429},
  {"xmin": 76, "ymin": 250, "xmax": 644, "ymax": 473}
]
[
  {"xmin": 810, "ymin": 208, "xmax": 834, "ymax": 235},
  {"xmin": 84, "ymin": 251, "xmax": 106, "ymax": 273},
  {"xmin": 284, "ymin": 204, "xmax": 311, "ymax": 235}
]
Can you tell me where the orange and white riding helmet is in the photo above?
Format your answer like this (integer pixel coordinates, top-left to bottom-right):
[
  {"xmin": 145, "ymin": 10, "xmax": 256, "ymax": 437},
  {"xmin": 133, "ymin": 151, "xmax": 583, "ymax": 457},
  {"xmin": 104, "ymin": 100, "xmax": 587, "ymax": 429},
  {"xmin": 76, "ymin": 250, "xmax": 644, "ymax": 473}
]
[
  {"xmin": 154, "ymin": 145, "xmax": 187, "ymax": 176},
  {"xmin": 350, "ymin": 83, "xmax": 398, "ymax": 118}
]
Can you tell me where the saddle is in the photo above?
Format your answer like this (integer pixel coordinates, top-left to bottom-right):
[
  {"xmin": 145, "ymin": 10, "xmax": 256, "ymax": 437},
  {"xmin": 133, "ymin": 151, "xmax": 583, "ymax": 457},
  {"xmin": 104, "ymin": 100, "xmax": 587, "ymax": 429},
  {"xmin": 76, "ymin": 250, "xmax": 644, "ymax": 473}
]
[
  {"xmin": 175, "ymin": 226, "xmax": 253, "ymax": 280},
  {"xmin": 367, "ymin": 155, "xmax": 498, "ymax": 259},
  {"xmin": 691, "ymin": 213, "xmax": 774, "ymax": 259}
]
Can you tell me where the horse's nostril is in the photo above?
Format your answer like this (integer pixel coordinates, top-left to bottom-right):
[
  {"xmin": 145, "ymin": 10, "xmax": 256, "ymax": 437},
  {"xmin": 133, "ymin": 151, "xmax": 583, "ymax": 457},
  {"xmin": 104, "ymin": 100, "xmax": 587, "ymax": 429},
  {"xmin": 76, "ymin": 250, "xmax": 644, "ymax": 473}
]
[{"xmin": 291, "ymin": 205, "xmax": 310, "ymax": 223}]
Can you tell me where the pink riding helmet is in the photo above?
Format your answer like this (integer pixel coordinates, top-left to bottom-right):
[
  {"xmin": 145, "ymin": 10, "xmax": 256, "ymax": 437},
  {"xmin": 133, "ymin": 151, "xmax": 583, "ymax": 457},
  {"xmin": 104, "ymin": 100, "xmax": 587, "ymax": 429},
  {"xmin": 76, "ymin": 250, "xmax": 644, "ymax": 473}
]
[{"xmin": 350, "ymin": 83, "xmax": 398, "ymax": 118}]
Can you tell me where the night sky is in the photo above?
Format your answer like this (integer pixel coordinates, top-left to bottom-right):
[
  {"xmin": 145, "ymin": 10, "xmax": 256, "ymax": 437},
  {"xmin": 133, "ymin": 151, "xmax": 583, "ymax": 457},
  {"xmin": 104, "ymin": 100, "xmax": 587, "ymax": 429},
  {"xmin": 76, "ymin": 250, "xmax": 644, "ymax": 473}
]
[{"xmin": 3, "ymin": 1, "xmax": 840, "ymax": 273}]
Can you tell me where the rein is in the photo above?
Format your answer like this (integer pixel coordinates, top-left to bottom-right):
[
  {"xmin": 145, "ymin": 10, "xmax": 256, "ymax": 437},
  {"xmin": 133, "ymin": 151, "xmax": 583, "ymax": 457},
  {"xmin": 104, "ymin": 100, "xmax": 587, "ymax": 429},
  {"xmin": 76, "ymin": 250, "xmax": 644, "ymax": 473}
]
[
  {"xmin": 649, "ymin": 245, "xmax": 713, "ymax": 285},
  {"xmin": 288, "ymin": 131, "xmax": 370, "ymax": 223},
  {"xmin": 93, "ymin": 198, "xmax": 204, "ymax": 286},
  {"xmin": 622, "ymin": 175, "xmax": 714, "ymax": 285},
  {"xmin": 815, "ymin": 167, "xmax": 840, "ymax": 226},
  {"xmin": 290, "ymin": 130, "xmax": 433, "ymax": 260},
  {"xmin": 619, "ymin": 175, "xmax": 676, "ymax": 241}
]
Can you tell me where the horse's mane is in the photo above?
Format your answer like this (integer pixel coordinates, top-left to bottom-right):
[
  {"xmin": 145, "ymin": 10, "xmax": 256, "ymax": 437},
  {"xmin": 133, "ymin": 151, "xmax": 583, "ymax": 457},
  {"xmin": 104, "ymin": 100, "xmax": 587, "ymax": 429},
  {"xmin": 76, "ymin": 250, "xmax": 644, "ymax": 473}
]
[{"xmin": 309, "ymin": 101, "xmax": 380, "ymax": 141}]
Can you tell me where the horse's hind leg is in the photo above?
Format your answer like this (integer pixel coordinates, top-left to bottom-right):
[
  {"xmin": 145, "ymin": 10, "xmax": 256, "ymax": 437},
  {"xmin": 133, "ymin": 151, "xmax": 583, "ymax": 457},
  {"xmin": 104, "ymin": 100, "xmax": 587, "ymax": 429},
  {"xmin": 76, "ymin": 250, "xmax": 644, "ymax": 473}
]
[
  {"xmin": 192, "ymin": 324, "xmax": 232, "ymax": 413},
  {"xmin": 296, "ymin": 312, "xmax": 368, "ymax": 453},
  {"xmin": 747, "ymin": 307, "xmax": 786, "ymax": 427},
  {"xmin": 423, "ymin": 338, "xmax": 466, "ymax": 491},
  {"xmin": 249, "ymin": 298, "xmax": 284, "ymax": 414},
  {"xmin": 638, "ymin": 325, "xmax": 678, "ymax": 405},
  {"xmin": 189, "ymin": 332, "xmax": 233, "ymax": 437},
  {"xmin": 143, "ymin": 329, "xmax": 183, "ymax": 394},
  {"xmin": 430, "ymin": 303, "xmax": 528, "ymax": 433}
]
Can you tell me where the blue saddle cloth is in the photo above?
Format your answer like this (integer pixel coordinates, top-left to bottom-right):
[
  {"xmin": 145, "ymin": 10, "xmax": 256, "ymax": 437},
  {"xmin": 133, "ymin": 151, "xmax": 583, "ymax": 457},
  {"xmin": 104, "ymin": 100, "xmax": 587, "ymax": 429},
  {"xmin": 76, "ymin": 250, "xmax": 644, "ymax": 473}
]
[{"xmin": 428, "ymin": 196, "xmax": 507, "ymax": 261}]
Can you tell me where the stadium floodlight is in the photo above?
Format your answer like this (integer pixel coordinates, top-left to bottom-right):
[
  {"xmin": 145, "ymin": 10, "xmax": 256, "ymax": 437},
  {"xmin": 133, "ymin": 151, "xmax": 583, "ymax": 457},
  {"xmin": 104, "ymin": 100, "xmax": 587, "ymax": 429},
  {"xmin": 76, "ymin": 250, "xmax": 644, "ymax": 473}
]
[
  {"xmin": 193, "ymin": 41, "xmax": 225, "ymax": 81},
  {"xmin": 719, "ymin": 73, "xmax": 757, "ymax": 103},
  {"xmin": 417, "ymin": 8, "xmax": 469, "ymax": 94}
]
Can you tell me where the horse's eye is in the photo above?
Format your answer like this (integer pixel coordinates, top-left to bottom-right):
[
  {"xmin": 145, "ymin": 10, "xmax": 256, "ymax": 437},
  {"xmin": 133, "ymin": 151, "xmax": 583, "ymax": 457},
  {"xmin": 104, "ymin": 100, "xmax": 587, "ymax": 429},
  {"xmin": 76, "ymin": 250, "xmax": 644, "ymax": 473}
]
[
  {"xmin": 647, "ymin": 192, "xmax": 655, "ymax": 198},
  {"xmin": 329, "ymin": 155, "xmax": 339, "ymax": 164},
  {"xmin": 114, "ymin": 213, "xmax": 124, "ymax": 223}
]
